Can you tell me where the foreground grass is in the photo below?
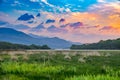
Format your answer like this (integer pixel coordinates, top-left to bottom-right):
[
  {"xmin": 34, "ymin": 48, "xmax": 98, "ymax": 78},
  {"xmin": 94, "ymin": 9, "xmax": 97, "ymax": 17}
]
[
  {"xmin": 0, "ymin": 50, "xmax": 120, "ymax": 80},
  {"xmin": 65, "ymin": 75, "xmax": 120, "ymax": 80}
]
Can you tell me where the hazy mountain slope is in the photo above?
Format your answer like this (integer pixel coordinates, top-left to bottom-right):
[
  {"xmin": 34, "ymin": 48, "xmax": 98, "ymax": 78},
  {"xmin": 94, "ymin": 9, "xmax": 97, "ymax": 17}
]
[{"xmin": 0, "ymin": 28, "xmax": 74, "ymax": 49}]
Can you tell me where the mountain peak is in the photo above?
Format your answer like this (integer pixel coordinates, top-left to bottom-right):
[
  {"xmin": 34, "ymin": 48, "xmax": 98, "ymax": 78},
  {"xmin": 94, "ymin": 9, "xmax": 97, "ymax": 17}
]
[{"xmin": 0, "ymin": 27, "xmax": 28, "ymax": 36}]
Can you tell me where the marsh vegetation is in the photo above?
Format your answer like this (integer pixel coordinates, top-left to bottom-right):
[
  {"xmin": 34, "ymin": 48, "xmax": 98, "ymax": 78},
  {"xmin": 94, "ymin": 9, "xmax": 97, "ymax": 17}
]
[{"xmin": 0, "ymin": 50, "xmax": 120, "ymax": 80}]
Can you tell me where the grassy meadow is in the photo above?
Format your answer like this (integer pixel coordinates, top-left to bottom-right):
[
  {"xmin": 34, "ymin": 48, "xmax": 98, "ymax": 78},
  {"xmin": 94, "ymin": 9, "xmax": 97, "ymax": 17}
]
[{"xmin": 0, "ymin": 50, "xmax": 120, "ymax": 80}]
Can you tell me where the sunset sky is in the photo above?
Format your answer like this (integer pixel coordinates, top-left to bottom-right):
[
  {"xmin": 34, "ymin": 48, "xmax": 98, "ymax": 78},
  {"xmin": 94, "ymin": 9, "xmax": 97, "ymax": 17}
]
[{"xmin": 0, "ymin": 0, "xmax": 120, "ymax": 43}]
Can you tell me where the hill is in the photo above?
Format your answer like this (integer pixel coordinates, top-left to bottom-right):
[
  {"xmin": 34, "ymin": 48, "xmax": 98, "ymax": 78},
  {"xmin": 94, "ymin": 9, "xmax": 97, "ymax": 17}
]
[
  {"xmin": 0, "ymin": 41, "xmax": 50, "ymax": 50},
  {"xmin": 70, "ymin": 38, "xmax": 120, "ymax": 49}
]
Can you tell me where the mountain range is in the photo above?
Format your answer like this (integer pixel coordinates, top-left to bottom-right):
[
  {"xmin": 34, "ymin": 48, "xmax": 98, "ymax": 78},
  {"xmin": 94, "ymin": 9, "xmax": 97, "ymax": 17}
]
[
  {"xmin": 0, "ymin": 13, "xmax": 82, "ymax": 48},
  {"xmin": 71, "ymin": 38, "xmax": 120, "ymax": 49},
  {"xmin": 0, "ymin": 27, "xmax": 79, "ymax": 49}
]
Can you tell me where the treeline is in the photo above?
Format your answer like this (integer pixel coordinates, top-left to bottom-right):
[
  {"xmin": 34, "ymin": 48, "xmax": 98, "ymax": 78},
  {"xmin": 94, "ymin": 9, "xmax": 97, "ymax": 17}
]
[
  {"xmin": 70, "ymin": 38, "xmax": 120, "ymax": 49},
  {"xmin": 0, "ymin": 41, "xmax": 51, "ymax": 50}
]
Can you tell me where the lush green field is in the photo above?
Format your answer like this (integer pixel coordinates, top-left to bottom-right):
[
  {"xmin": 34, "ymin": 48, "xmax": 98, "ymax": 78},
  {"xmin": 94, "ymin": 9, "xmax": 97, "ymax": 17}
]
[{"xmin": 0, "ymin": 50, "xmax": 120, "ymax": 80}]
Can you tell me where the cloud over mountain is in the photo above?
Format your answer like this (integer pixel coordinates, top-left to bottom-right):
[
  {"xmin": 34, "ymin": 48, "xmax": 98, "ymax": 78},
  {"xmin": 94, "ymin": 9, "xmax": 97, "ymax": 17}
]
[
  {"xmin": 31, "ymin": 23, "xmax": 45, "ymax": 32},
  {"xmin": 69, "ymin": 22, "xmax": 83, "ymax": 29},
  {"xmin": 46, "ymin": 19, "xmax": 55, "ymax": 24},
  {"xmin": 36, "ymin": 13, "xmax": 41, "ymax": 17},
  {"xmin": 18, "ymin": 13, "xmax": 34, "ymax": 21},
  {"xmin": 59, "ymin": 18, "xmax": 65, "ymax": 23},
  {"xmin": 99, "ymin": 26, "xmax": 113, "ymax": 31},
  {"xmin": 47, "ymin": 25, "xmax": 67, "ymax": 33}
]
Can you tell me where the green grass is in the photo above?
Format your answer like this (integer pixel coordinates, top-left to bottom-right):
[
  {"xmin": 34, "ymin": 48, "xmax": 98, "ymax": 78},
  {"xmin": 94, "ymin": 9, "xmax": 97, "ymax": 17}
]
[
  {"xmin": 65, "ymin": 75, "xmax": 120, "ymax": 80},
  {"xmin": 0, "ymin": 50, "xmax": 120, "ymax": 80}
]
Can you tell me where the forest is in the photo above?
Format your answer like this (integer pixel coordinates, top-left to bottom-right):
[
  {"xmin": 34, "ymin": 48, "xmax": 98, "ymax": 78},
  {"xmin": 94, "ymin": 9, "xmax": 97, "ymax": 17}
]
[
  {"xmin": 71, "ymin": 38, "xmax": 120, "ymax": 49},
  {"xmin": 0, "ymin": 41, "xmax": 51, "ymax": 50}
]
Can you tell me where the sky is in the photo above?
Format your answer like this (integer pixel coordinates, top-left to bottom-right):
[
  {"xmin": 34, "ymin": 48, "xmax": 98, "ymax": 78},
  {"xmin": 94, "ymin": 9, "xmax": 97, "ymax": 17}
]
[{"xmin": 0, "ymin": 0, "xmax": 120, "ymax": 43}]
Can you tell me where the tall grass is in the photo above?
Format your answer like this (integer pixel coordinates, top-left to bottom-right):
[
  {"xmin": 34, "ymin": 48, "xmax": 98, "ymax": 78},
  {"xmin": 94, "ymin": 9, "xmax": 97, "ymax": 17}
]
[
  {"xmin": 0, "ymin": 50, "xmax": 120, "ymax": 80},
  {"xmin": 65, "ymin": 75, "xmax": 120, "ymax": 80}
]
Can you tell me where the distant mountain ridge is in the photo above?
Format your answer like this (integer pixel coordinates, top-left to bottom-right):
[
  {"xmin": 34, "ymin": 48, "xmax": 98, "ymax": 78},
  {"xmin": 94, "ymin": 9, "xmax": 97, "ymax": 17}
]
[
  {"xmin": 71, "ymin": 38, "xmax": 120, "ymax": 49},
  {"xmin": 28, "ymin": 33, "xmax": 73, "ymax": 49},
  {"xmin": 0, "ymin": 27, "xmax": 76, "ymax": 49}
]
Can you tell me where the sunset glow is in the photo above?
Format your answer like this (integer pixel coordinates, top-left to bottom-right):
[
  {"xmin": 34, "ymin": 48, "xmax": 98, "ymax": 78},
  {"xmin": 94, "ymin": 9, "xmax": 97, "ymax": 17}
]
[{"xmin": 0, "ymin": 0, "xmax": 120, "ymax": 43}]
